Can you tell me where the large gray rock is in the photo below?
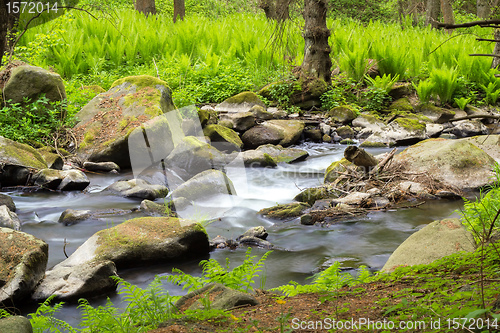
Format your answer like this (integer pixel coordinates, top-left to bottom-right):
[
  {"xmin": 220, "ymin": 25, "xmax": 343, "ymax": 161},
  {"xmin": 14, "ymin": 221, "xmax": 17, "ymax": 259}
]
[
  {"xmin": 0, "ymin": 228, "xmax": 48, "ymax": 304},
  {"xmin": 361, "ymin": 118, "xmax": 427, "ymax": 147},
  {"xmin": 33, "ymin": 217, "xmax": 208, "ymax": 300},
  {"xmin": 37, "ymin": 148, "xmax": 64, "ymax": 170},
  {"xmin": 255, "ymin": 144, "xmax": 309, "ymax": 163},
  {"xmin": 0, "ymin": 136, "xmax": 48, "ymax": 187},
  {"xmin": 219, "ymin": 112, "xmax": 256, "ymax": 131},
  {"xmin": 215, "ymin": 91, "xmax": 266, "ymax": 113},
  {"xmin": 164, "ymin": 136, "xmax": 227, "ymax": 178},
  {"xmin": 392, "ymin": 138, "xmax": 497, "ymax": 191},
  {"xmin": 415, "ymin": 103, "xmax": 455, "ymax": 123},
  {"xmin": 170, "ymin": 169, "xmax": 236, "ymax": 202},
  {"xmin": 241, "ymin": 125, "xmax": 284, "ymax": 149},
  {"xmin": 382, "ymin": 218, "xmax": 475, "ymax": 272},
  {"xmin": 32, "ymin": 260, "xmax": 118, "ymax": 301},
  {"xmin": 3, "ymin": 65, "xmax": 66, "ymax": 104},
  {"xmin": 0, "ymin": 316, "xmax": 33, "ymax": 333},
  {"xmin": 58, "ymin": 170, "xmax": 90, "ymax": 191},
  {"xmin": 74, "ymin": 75, "xmax": 176, "ymax": 169},
  {"xmin": 452, "ymin": 120, "xmax": 488, "ymax": 138},
  {"xmin": 0, "ymin": 205, "xmax": 21, "ymax": 230},
  {"xmin": 175, "ymin": 283, "xmax": 258, "ymax": 311},
  {"xmin": 462, "ymin": 135, "xmax": 500, "ymax": 160},
  {"xmin": 0, "ymin": 193, "xmax": 16, "ymax": 212},
  {"xmin": 240, "ymin": 150, "xmax": 277, "ymax": 167},
  {"xmin": 106, "ymin": 178, "xmax": 168, "ymax": 200},
  {"xmin": 328, "ymin": 105, "xmax": 357, "ymax": 124},
  {"xmin": 262, "ymin": 120, "xmax": 305, "ymax": 147},
  {"xmin": 83, "ymin": 161, "xmax": 120, "ymax": 173},
  {"xmin": 352, "ymin": 114, "xmax": 385, "ymax": 131}
]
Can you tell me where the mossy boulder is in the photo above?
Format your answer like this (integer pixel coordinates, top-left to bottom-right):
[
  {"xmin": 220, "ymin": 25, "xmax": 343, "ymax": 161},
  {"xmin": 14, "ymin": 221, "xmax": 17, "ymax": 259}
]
[
  {"xmin": 255, "ymin": 144, "xmax": 309, "ymax": 163},
  {"xmin": 75, "ymin": 75, "xmax": 176, "ymax": 168},
  {"xmin": 203, "ymin": 124, "xmax": 243, "ymax": 152},
  {"xmin": 33, "ymin": 217, "xmax": 209, "ymax": 300},
  {"xmin": 462, "ymin": 135, "xmax": 500, "ymax": 160},
  {"xmin": 0, "ymin": 194, "xmax": 15, "ymax": 212},
  {"xmin": 294, "ymin": 186, "xmax": 339, "ymax": 205},
  {"xmin": 362, "ymin": 117, "xmax": 427, "ymax": 146},
  {"xmin": 0, "ymin": 205, "xmax": 21, "ymax": 230},
  {"xmin": 0, "ymin": 316, "xmax": 33, "ymax": 333},
  {"xmin": 0, "ymin": 136, "xmax": 48, "ymax": 187},
  {"xmin": 388, "ymin": 97, "xmax": 414, "ymax": 112},
  {"xmin": 215, "ymin": 91, "xmax": 266, "ymax": 113},
  {"xmin": 352, "ymin": 113, "xmax": 385, "ymax": 131},
  {"xmin": 392, "ymin": 138, "xmax": 497, "ymax": 191},
  {"xmin": 328, "ymin": 105, "xmax": 358, "ymax": 124},
  {"xmin": 324, "ymin": 158, "xmax": 355, "ymax": 183},
  {"xmin": 37, "ymin": 147, "xmax": 63, "ymax": 170},
  {"xmin": 240, "ymin": 150, "xmax": 277, "ymax": 167},
  {"xmin": 258, "ymin": 202, "xmax": 310, "ymax": 219},
  {"xmin": 0, "ymin": 228, "xmax": 48, "ymax": 305},
  {"xmin": 415, "ymin": 103, "xmax": 455, "ymax": 123},
  {"xmin": 164, "ymin": 136, "xmax": 227, "ymax": 178},
  {"xmin": 262, "ymin": 120, "xmax": 305, "ymax": 147},
  {"xmin": 388, "ymin": 82, "xmax": 412, "ymax": 99},
  {"xmin": 3, "ymin": 65, "xmax": 66, "ymax": 105},
  {"xmin": 219, "ymin": 112, "xmax": 256, "ymax": 132},
  {"xmin": 336, "ymin": 125, "xmax": 355, "ymax": 139},
  {"xmin": 249, "ymin": 105, "xmax": 274, "ymax": 120},
  {"xmin": 452, "ymin": 120, "xmax": 488, "ymax": 138},
  {"xmin": 382, "ymin": 218, "xmax": 475, "ymax": 272}
]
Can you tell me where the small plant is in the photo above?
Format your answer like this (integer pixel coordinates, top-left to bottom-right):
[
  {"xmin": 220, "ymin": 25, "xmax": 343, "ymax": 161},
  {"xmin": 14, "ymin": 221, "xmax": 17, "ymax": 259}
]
[
  {"xmin": 360, "ymin": 87, "xmax": 391, "ymax": 112},
  {"xmin": 168, "ymin": 248, "xmax": 272, "ymax": 293},
  {"xmin": 480, "ymin": 82, "xmax": 500, "ymax": 105},
  {"xmin": 29, "ymin": 295, "xmax": 77, "ymax": 333},
  {"xmin": 365, "ymin": 73, "xmax": 400, "ymax": 94},
  {"xmin": 275, "ymin": 299, "xmax": 292, "ymax": 333},
  {"xmin": 413, "ymin": 79, "xmax": 435, "ymax": 103},
  {"xmin": 454, "ymin": 96, "xmax": 471, "ymax": 110},
  {"xmin": 429, "ymin": 67, "xmax": 459, "ymax": 105}
]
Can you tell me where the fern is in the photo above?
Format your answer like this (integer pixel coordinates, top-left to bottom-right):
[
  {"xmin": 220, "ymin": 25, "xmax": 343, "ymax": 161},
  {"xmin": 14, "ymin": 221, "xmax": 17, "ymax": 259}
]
[
  {"xmin": 271, "ymin": 263, "xmax": 372, "ymax": 297},
  {"xmin": 0, "ymin": 309, "xmax": 11, "ymax": 319},
  {"xmin": 168, "ymin": 248, "xmax": 272, "ymax": 293},
  {"xmin": 29, "ymin": 295, "xmax": 77, "ymax": 333}
]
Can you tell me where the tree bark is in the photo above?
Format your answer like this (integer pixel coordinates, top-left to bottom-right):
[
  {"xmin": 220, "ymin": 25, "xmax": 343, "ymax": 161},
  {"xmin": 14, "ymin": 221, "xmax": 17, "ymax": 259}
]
[
  {"xmin": 344, "ymin": 146, "xmax": 378, "ymax": 168},
  {"xmin": 135, "ymin": 0, "xmax": 156, "ymax": 16},
  {"xmin": 0, "ymin": 0, "xmax": 20, "ymax": 66},
  {"xmin": 477, "ymin": 0, "xmax": 490, "ymax": 19},
  {"xmin": 440, "ymin": 0, "xmax": 454, "ymax": 25},
  {"xmin": 425, "ymin": 0, "xmax": 441, "ymax": 28},
  {"xmin": 493, "ymin": 29, "xmax": 500, "ymax": 69},
  {"xmin": 301, "ymin": 0, "xmax": 332, "ymax": 83},
  {"xmin": 259, "ymin": 0, "xmax": 291, "ymax": 21},
  {"xmin": 173, "ymin": 0, "xmax": 185, "ymax": 23}
]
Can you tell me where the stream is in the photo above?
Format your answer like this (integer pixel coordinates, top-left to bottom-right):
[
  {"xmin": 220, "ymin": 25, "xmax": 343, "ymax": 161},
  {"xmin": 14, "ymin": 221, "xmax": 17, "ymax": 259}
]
[{"xmin": 12, "ymin": 142, "xmax": 463, "ymax": 326}]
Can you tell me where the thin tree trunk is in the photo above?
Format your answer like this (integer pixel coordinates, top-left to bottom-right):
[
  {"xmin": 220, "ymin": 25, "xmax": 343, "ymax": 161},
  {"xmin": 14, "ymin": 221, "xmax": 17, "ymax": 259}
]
[
  {"xmin": 301, "ymin": 0, "xmax": 332, "ymax": 83},
  {"xmin": 0, "ymin": 0, "xmax": 8, "ymax": 66},
  {"xmin": 425, "ymin": 0, "xmax": 441, "ymax": 28},
  {"xmin": 492, "ymin": 29, "xmax": 500, "ymax": 69},
  {"xmin": 173, "ymin": 0, "xmax": 185, "ymax": 23},
  {"xmin": 477, "ymin": 0, "xmax": 490, "ymax": 19},
  {"xmin": 135, "ymin": 0, "xmax": 156, "ymax": 16},
  {"xmin": 440, "ymin": 0, "xmax": 454, "ymax": 34}
]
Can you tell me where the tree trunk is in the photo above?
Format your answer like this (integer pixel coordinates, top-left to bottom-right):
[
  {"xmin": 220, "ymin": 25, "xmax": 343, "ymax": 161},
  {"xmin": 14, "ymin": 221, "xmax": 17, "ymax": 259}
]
[
  {"xmin": 440, "ymin": 0, "xmax": 454, "ymax": 33},
  {"xmin": 0, "ymin": 0, "xmax": 20, "ymax": 66},
  {"xmin": 425, "ymin": 0, "xmax": 441, "ymax": 28},
  {"xmin": 492, "ymin": 29, "xmax": 500, "ymax": 69},
  {"xmin": 259, "ymin": 0, "xmax": 291, "ymax": 21},
  {"xmin": 173, "ymin": 0, "xmax": 185, "ymax": 23},
  {"xmin": 477, "ymin": 0, "xmax": 490, "ymax": 19},
  {"xmin": 135, "ymin": 0, "xmax": 156, "ymax": 16},
  {"xmin": 301, "ymin": 0, "xmax": 332, "ymax": 83},
  {"xmin": 344, "ymin": 146, "xmax": 378, "ymax": 168}
]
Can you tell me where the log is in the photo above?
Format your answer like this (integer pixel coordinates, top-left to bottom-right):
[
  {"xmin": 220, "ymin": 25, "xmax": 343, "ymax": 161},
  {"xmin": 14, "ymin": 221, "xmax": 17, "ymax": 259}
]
[
  {"xmin": 344, "ymin": 146, "xmax": 378, "ymax": 168},
  {"xmin": 369, "ymin": 148, "xmax": 397, "ymax": 176}
]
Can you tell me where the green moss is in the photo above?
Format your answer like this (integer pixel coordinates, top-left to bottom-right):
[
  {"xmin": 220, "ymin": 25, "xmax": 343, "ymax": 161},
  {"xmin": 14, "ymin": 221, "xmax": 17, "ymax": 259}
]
[
  {"xmin": 258, "ymin": 202, "xmax": 310, "ymax": 219},
  {"xmin": 388, "ymin": 97, "xmax": 414, "ymax": 112},
  {"xmin": 203, "ymin": 124, "xmax": 243, "ymax": 149},
  {"xmin": 223, "ymin": 91, "xmax": 264, "ymax": 105},
  {"xmin": 393, "ymin": 117, "xmax": 425, "ymax": 132},
  {"xmin": 324, "ymin": 157, "xmax": 353, "ymax": 183},
  {"xmin": 359, "ymin": 141, "xmax": 387, "ymax": 148},
  {"xmin": 0, "ymin": 137, "xmax": 47, "ymax": 169},
  {"xmin": 304, "ymin": 78, "xmax": 328, "ymax": 97},
  {"xmin": 111, "ymin": 75, "xmax": 168, "ymax": 90},
  {"xmin": 294, "ymin": 187, "xmax": 337, "ymax": 205},
  {"xmin": 263, "ymin": 153, "xmax": 275, "ymax": 165},
  {"xmin": 328, "ymin": 105, "xmax": 358, "ymax": 123},
  {"xmin": 123, "ymin": 87, "xmax": 163, "ymax": 117}
]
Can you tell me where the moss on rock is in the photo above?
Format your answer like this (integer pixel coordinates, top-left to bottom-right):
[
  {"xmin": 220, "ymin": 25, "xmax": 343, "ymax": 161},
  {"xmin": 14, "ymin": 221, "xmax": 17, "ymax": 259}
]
[
  {"xmin": 203, "ymin": 124, "xmax": 243, "ymax": 151},
  {"xmin": 111, "ymin": 75, "xmax": 168, "ymax": 90},
  {"xmin": 324, "ymin": 157, "xmax": 354, "ymax": 183},
  {"xmin": 388, "ymin": 97, "xmax": 414, "ymax": 112},
  {"xmin": 258, "ymin": 202, "xmax": 310, "ymax": 219},
  {"xmin": 328, "ymin": 105, "xmax": 358, "ymax": 124},
  {"xmin": 393, "ymin": 117, "xmax": 426, "ymax": 132}
]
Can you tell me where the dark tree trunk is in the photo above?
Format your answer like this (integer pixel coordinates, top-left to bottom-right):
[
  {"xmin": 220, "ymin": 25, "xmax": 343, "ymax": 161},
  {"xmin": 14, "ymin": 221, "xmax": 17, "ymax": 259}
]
[
  {"xmin": 135, "ymin": 0, "xmax": 156, "ymax": 16},
  {"xmin": 425, "ymin": 0, "xmax": 441, "ymax": 28},
  {"xmin": 0, "ymin": 0, "xmax": 20, "ymax": 66},
  {"xmin": 301, "ymin": 0, "xmax": 332, "ymax": 83},
  {"xmin": 173, "ymin": 0, "xmax": 185, "ymax": 23},
  {"xmin": 259, "ymin": 0, "xmax": 291, "ymax": 21}
]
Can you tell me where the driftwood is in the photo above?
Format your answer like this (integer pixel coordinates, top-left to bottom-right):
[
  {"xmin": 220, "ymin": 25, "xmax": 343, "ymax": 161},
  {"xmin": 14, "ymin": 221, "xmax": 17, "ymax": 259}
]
[
  {"xmin": 344, "ymin": 146, "xmax": 378, "ymax": 168},
  {"xmin": 437, "ymin": 19, "xmax": 500, "ymax": 29},
  {"xmin": 449, "ymin": 114, "xmax": 500, "ymax": 122},
  {"xmin": 369, "ymin": 148, "xmax": 397, "ymax": 176}
]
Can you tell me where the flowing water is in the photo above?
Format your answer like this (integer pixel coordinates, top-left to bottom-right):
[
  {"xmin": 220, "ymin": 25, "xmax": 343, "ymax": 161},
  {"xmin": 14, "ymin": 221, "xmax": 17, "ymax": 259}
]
[{"xmin": 12, "ymin": 143, "xmax": 463, "ymax": 326}]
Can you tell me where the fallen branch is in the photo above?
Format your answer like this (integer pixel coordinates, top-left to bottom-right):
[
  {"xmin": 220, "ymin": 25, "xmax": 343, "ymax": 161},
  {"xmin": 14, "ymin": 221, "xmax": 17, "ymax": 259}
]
[
  {"xmin": 449, "ymin": 114, "xmax": 500, "ymax": 122},
  {"xmin": 370, "ymin": 148, "xmax": 397, "ymax": 176}
]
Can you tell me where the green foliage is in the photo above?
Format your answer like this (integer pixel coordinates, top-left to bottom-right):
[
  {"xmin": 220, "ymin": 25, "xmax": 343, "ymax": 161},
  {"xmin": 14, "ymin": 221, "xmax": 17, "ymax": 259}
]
[
  {"xmin": 328, "ymin": 0, "xmax": 392, "ymax": 23},
  {"xmin": 360, "ymin": 87, "xmax": 391, "ymax": 112},
  {"xmin": 262, "ymin": 77, "xmax": 302, "ymax": 113},
  {"xmin": 454, "ymin": 96, "xmax": 472, "ymax": 110},
  {"xmin": 429, "ymin": 66, "xmax": 459, "ymax": 105},
  {"xmin": 459, "ymin": 188, "xmax": 500, "ymax": 244},
  {"xmin": 168, "ymin": 248, "xmax": 272, "ymax": 293},
  {"xmin": 365, "ymin": 73, "xmax": 399, "ymax": 94},
  {"xmin": 0, "ymin": 308, "xmax": 11, "ymax": 319},
  {"xmin": 413, "ymin": 79, "xmax": 435, "ymax": 103},
  {"xmin": 29, "ymin": 295, "xmax": 77, "ymax": 333},
  {"xmin": 271, "ymin": 262, "xmax": 372, "ymax": 297},
  {"xmin": 319, "ymin": 75, "xmax": 356, "ymax": 110},
  {"xmin": 0, "ymin": 96, "xmax": 74, "ymax": 145},
  {"xmin": 481, "ymin": 82, "xmax": 500, "ymax": 105}
]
